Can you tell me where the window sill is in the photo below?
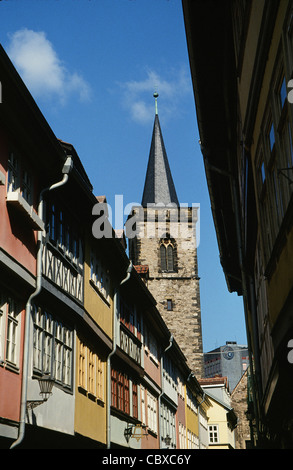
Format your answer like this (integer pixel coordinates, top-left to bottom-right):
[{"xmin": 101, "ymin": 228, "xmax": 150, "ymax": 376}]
[{"xmin": 6, "ymin": 191, "xmax": 44, "ymax": 231}]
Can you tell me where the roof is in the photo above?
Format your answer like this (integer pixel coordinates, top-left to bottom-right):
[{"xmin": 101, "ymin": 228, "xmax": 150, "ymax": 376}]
[
  {"xmin": 141, "ymin": 114, "xmax": 179, "ymax": 207},
  {"xmin": 199, "ymin": 376, "xmax": 229, "ymax": 389},
  {"xmin": 134, "ymin": 265, "xmax": 149, "ymax": 274}
]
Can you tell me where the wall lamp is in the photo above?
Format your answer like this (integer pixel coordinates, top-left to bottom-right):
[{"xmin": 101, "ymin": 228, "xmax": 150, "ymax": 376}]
[{"xmin": 26, "ymin": 375, "xmax": 54, "ymax": 410}]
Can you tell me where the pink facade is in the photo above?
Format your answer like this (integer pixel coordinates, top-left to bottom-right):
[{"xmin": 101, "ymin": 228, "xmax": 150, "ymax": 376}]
[
  {"xmin": 0, "ymin": 128, "xmax": 38, "ymax": 276},
  {"xmin": 176, "ymin": 394, "xmax": 186, "ymax": 448}
]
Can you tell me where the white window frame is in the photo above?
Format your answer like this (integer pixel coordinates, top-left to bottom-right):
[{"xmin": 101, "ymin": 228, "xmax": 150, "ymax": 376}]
[
  {"xmin": 147, "ymin": 390, "xmax": 158, "ymax": 434},
  {"xmin": 33, "ymin": 306, "xmax": 73, "ymax": 390},
  {"xmin": 90, "ymin": 250, "xmax": 110, "ymax": 304},
  {"xmin": 208, "ymin": 424, "xmax": 219, "ymax": 444},
  {"xmin": 0, "ymin": 293, "xmax": 6, "ymax": 362}
]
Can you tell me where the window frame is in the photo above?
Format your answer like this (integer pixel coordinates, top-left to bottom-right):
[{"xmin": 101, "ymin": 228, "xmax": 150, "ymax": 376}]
[
  {"xmin": 208, "ymin": 424, "xmax": 219, "ymax": 444},
  {"xmin": 7, "ymin": 152, "xmax": 34, "ymax": 205},
  {"xmin": 77, "ymin": 339, "xmax": 105, "ymax": 402},
  {"xmin": 33, "ymin": 306, "xmax": 73, "ymax": 391},
  {"xmin": 159, "ymin": 235, "xmax": 177, "ymax": 273}
]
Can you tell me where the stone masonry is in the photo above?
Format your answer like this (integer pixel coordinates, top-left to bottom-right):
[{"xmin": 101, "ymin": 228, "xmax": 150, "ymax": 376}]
[{"xmin": 128, "ymin": 205, "xmax": 204, "ymax": 378}]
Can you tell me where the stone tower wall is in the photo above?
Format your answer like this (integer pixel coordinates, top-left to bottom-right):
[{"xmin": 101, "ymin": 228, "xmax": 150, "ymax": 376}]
[{"xmin": 128, "ymin": 206, "xmax": 204, "ymax": 377}]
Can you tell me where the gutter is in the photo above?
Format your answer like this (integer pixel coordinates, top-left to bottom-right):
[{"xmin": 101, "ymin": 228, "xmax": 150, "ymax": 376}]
[
  {"xmin": 158, "ymin": 334, "xmax": 173, "ymax": 448},
  {"xmin": 197, "ymin": 392, "xmax": 206, "ymax": 449},
  {"xmin": 10, "ymin": 156, "xmax": 73, "ymax": 449},
  {"xmin": 106, "ymin": 260, "xmax": 133, "ymax": 449}
]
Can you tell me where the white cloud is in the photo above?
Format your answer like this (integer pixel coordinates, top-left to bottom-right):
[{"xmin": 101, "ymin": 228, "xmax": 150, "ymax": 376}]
[
  {"xmin": 7, "ymin": 28, "xmax": 91, "ymax": 104},
  {"xmin": 118, "ymin": 67, "xmax": 192, "ymax": 124}
]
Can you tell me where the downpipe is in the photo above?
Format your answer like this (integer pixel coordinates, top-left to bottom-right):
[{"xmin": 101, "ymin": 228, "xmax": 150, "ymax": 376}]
[
  {"xmin": 106, "ymin": 260, "xmax": 133, "ymax": 449},
  {"xmin": 158, "ymin": 334, "xmax": 173, "ymax": 449},
  {"xmin": 10, "ymin": 157, "xmax": 73, "ymax": 449}
]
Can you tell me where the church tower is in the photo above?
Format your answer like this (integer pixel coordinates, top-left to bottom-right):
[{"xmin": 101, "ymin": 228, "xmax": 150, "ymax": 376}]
[{"xmin": 128, "ymin": 93, "xmax": 203, "ymax": 378}]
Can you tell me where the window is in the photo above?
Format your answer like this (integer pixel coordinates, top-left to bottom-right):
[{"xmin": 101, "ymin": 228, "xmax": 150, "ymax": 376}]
[
  {"xmin": 111, "ymin": 368, "xmax": 131, "ymax": 415},
  {"xmin": 167, "ymin": 299, "xmax": 173, "ymax": 311},
  {"xmin": 179, "ymin": 423, "xmax": 187, "ymax": 449},
  {"xmin": 78, "ymin": 342, "xmax": 86, "ymax": 389},
  {"xmin": 46, "ymin": 200, "xmax": 83, "ymax": 266},
  {"xmin": 97, "ymin": 357, "xmax": 104, "ymax": 401},
  {"xmin": 77, "ymin": 340, "xmax": 105, "ymax": 402},
  {"xmin": 141, "ymin": 386, "xmax": 146, "ymax": 426},
  {"xmin": 90, "ymin": 250, "xmax": 110, "ymax": 303},
  {"xmin": 7, "ymin": 153, "xmax": 33, "ymax": 204},
  {"xmin": 208, "ymin": 424, "xmax": 219, "ymax": 444},
  {"xmin": 186, "ymin": 388, "xmax": 198, "ymax": 414},
  {"xmin": 33, "ymin": 306, "xmax": 73, "ymax": 389},
  {"xmin": 120, "ymin": 298, "xmax": 141, "ymax": 339},
  {"xmin": 159, "ymin": 236, "xmax": 177, "ymax": 272},
  {"xmin": 147, "ymin": 391, "xmax": 158, "ymax": 434},
  {"xmin": 88, "ymin": 350, "xmax": 95, "ymax": 395},
  {"xmin": 269, "ymin": 121, "xmax": 275, "ymax": 153},
  {"xmin": 7, "ymin": 153, "xmax": 19, "ymax": 193},
  {"xmin": 255, "ymin": 51, "xmax": 293, "ymax": 267},
  {"xmin": 6, "ymin": 297, "xmax": 20, "ymax": 366},
  {"xmin": 161, "ymin": 403, "xmax": 176, "ymax": 448},
  {"xmin": 132, "ymin": 383, "xmax": 138, "ymax": 419},
  {"xmin": 144, "ymin": 325, "xmax": 159, "ymax": 364},
  {"xmin": 0, "ymin": 293, "xmax": 21, "ymax": 367},
  {"xmin": 22, "ymin": 169, "xmax": 32, "ymax": 205}
]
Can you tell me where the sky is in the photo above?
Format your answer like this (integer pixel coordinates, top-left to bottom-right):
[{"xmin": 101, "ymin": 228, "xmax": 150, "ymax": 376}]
[{"xmin": 0, "ymin": 0, "xmax": 248, "ymax": 353}]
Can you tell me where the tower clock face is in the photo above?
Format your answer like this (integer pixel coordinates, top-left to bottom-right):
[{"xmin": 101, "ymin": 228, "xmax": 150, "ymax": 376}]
[{"xmin": 223, "ymin": 346, "xmax": 234, "ymax": 360}]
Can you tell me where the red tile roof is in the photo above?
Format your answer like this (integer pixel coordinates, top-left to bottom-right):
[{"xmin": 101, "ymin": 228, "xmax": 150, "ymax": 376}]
[
  {"xmin": 198, "ymin": 376, "xmax": 229, "ymax": 388},
  {"xmin": 134, "ymin": 265, "xmax": 149, "ymax": 274}
]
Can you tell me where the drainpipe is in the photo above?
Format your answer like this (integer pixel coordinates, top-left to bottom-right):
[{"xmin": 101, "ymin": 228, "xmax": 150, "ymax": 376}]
[
  {"xmin": 158, "ymin": 334, "xmax": 173, "ymax": 449},
  {"xmin": 10, "ymin": 156, "xmax": 73, "ymax": 450},
  {"xmin": 106, "ymin": 260, "xmax": 133, "ymax": 449},
  {"xmin": 197, "ymin": 392, "xmax": 206, "ymax": 449}
]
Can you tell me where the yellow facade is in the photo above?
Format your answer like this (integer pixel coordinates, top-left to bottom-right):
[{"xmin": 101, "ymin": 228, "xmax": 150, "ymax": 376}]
[
  {"xmin": 83, "ymin": 237, "xmax": 113, "ymax": 338},
  {"xmin": 184, "ymin": 386, "xmax": 199, "ymax": 449},
  {"xmin": 205, "ymin": 396, "xmax": 235, "ymax": 450},
  {"xmin": 74, "ymin": 234, "xmax": 114, "ymax": 445},
  {"xmin": 74, "ymin": 337, "xmax": 107, "ymax": 445}
]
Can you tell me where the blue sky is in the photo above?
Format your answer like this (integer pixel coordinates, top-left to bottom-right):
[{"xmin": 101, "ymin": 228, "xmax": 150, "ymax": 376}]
[{"xmin": 0, "ymin": 0, "xmax": 247, "ymax": 352}]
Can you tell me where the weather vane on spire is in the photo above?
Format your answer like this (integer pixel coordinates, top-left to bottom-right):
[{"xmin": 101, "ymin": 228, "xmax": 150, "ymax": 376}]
[{"xmin": 153, "ymin": 91, "xmax": 159, "ymax": 115}]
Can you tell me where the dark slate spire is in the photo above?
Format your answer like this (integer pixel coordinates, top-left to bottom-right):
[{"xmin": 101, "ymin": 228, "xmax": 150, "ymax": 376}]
[{"xmin": 141, "ymin": 93, "xmax": 179, "ymax": 207}]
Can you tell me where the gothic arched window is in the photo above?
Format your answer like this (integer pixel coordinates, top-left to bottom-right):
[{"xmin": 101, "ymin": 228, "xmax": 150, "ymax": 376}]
[{"xmin": 159, "ymin": 236, "xmax": 177, "ymax": 272}]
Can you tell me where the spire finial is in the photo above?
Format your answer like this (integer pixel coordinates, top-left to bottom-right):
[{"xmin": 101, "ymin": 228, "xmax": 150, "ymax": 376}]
[{"xmin": 153, "ymin": 91, "xmax": 159, "ymax": 115}]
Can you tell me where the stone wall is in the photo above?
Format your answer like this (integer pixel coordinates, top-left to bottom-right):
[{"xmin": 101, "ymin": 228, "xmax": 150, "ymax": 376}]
[
  {"xmin": 231, "ymin": 369, "xmax": 251, "ymax": 449},
  {"xmin": 128, "ymin": 206, "xmax": 204, "ymax": 378}
]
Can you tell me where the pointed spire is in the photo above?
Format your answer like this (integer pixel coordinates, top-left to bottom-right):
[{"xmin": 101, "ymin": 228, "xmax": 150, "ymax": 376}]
[{"xmin": 141, "ymin": 94, "xmax": 179, "ymax": 207}]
